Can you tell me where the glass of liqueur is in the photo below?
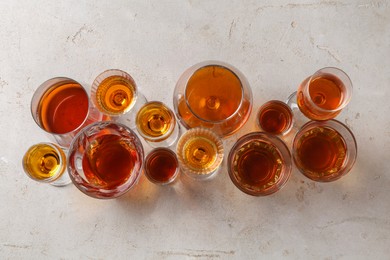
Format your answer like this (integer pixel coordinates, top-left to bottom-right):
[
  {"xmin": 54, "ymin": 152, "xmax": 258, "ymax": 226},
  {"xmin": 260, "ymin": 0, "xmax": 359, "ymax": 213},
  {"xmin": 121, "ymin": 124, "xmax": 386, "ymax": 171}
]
[
  {"xmin": 287, "ymin": 67, "xmax": 353, "ymax": 121},
  {"xmin": 228, "ymin": 132, "xmax": 292, "ymax": 196},
  {"xmin": 67, "ymin": 122, "xmax": 144, "ymax": 199},
  {"xmin": 136, "ymin": 101, "xmax": 180, "ymax": 148},
  {"xmin": 144, "ymin": 148, "xmax": 179, "ymax": 185},
  {"xmin": 173, "ymin": 61, "xmax": 253, "ymax": 137},
  {"xmin": 292, "ymin": 120, "xmax": 357, "ymax": 182},
  {"xmin": 31, "ymin": 77, "xmax": 104, "ymax": 147},
  {"xmin": 22, "ymin": 142, "xmax": 70, "ymax": 186},
  {"xmin": 257, "ymin": 100, "xmax": 294, "ymax": 136},
  {"xmin": 176, "ymin": 128, "xmax": 224, "ymax": 180},
  {"xmin": 91, "ymin": 69, "xmax": 147, "ymax": 129}
]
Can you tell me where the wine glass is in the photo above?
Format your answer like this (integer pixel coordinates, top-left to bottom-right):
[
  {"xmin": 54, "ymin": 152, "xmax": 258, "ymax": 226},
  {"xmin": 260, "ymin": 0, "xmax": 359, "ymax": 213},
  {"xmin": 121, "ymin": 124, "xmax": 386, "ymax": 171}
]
[
  {"xmin": 292, "ymin": 119, "xmax": 357, "ymax": 182},
  {"xmin": 173, "ymin": 61, "xmax": 253, "ymax": 137},
  {"xmin": 91, "ymin": 69, "xmax": 147, "ymax": 129},
  {"xmin": 31, "ymin": 77, "xmax": 105, "ymax": 147},
  {"xmin": 287, "ymin": 67, "xmax": 353, "ymax": 124},
  {"xmin": 22, "ymin": 142, "xmax": 70, "ymax": 186}
]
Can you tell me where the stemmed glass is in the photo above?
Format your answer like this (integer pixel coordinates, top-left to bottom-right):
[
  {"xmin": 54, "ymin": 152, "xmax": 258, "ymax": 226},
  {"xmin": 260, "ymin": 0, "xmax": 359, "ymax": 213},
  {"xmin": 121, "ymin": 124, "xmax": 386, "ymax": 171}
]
[
  {"xmin": 173, "ymin": 61, "xmax": 253, "ymax": 137},
  {"xmin": 287, "ymin": 67, "xmax": 353, "ymax": 125},
  {"xmin": 22, "ymin": 142, "xmax": 70, "ymax": 186},
  {"xmin": 91, "ymin": 69, "xmax": 147, "ymax": 129},
  {"xmin": 31, "ymin": 77, "xmax": 105, "ymax": 147}
]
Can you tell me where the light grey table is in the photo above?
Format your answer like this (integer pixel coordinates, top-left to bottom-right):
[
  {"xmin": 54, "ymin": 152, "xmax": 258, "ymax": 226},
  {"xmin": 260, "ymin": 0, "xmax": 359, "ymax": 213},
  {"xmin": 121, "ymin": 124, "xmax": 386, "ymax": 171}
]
[{"xmin": 1, "ymin": 0, "xmax": 389, "ymax": 259}]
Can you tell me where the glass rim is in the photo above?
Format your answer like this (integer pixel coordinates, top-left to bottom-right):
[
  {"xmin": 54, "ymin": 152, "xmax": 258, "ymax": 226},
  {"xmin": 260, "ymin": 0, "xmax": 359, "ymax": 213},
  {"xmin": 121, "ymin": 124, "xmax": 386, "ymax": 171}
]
[
  {"xmin": 136, "ymin": 101, "xmax": 177, "ymax": 142},
  {"xmin": 67, "ymin": 121, "xmax": 144, "ymax": 199},
  {"xmin": 227, "ymin": 131, "xmax": 292, "ymax": 196},
  {"xmin": 182, "ymin": 60, "xmax": 247, "ymax": 124},
  {"xmin": 256, "ymin": 100, "xmax": 294, "ymax": 136},
  {"xmin": 91, "ymin": 68, "xmax": 138, "ymax": 116},
  {"xmin": 292, "ymin": 119, "xmax": 358, "ymax": 182},
  {"xmin": 303, "ymin": 66, "xmax": 353, "ymax": 113},
  {"xmin": 22, "ymin": 142, "xmax": 66, "ymax": 183},
  {"xmin": 30, "ymin": 77, "xmax": 91, "ymax": 136},
  {"xmin": 144, "ymin": 147, "xmax": 179, "ymax": 185}
]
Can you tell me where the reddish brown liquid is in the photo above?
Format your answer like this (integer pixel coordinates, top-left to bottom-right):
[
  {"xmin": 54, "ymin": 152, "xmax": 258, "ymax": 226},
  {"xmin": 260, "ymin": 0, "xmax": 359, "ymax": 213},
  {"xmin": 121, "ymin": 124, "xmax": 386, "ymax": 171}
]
[
  {"xmin": 82, "ymin": 134, "xmax": 137, "ymax": 188},
  {"xmin": 39, "ymin": 82, "xmax": 89, "ymax": 134},
  {"xmin": 235, "ymin": 142, "xmax": 283, "ymax": 189},
  {"xmin": 258, "ymin": 101, "xmax": 292, "ymax": 134},
  {"xmin": 295, "ymin": 127, "xmax": 347, "ymax": 178},
  {"xmin": 297, "ymin": 74, "xmax": 345, "ymax": 120},
  {"xmin": 146, "ymin": 149, "xmax": 178, "ymax": 183}
]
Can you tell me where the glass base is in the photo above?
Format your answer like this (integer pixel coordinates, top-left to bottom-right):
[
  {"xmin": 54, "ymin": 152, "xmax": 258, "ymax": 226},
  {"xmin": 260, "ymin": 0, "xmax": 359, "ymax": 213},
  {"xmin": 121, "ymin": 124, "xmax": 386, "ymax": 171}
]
[
  {"xmin": 50, "ymin": 172, "xmax": 72, "ymax": 187},
  {"xmin": 286, "ymin": 91, "xmax": 309, "ymax": 131},
  {"xmin": 116, "ymin": 92, "xmax": 148, "ymax": 129}
]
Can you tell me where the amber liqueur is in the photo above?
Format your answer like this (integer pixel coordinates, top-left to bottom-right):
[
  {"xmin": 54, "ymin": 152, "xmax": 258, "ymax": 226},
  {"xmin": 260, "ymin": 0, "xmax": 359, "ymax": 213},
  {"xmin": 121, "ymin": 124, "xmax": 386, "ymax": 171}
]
[
  {"xmin": 258, "ymin": 101, "xmax": 293, "ymax": 135},
  {"xmin": 95, "ymin": 75, "xmax": 136, "ymax": 115},
  {"xmin": 294, "ymin": 126, "xmax": 347, "ymax": 177},
  {"xmin": 232, "ymin": 141, "xmax": 283, "ymax": 190},
  {"xmin": 297, "ymin": 73, "xmax": 346, "ymax": 120}
]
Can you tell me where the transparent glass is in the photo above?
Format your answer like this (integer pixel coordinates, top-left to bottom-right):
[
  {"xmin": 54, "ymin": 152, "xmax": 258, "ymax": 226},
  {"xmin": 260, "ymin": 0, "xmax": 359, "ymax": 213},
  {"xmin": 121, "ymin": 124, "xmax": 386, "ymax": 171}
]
[
  {"xmin": 257, "ymin": 100, "xmax": 294, "ymax": 136},
  {"xmin": 91, "ymin": 69, "xmax": 147, "ymax": 129},
  {"xmin": 144, "ymin": 148, "xmax": 179, "ymax": 185},
  {"xmin": 176, "ymin": 127, "xmax": 224, "ymax": 180},
  {"xmin": 173, "ymin": 61, "xmax": 253, "ymax": 137},
  {"xmin": 292, "ymin": 119, "xmax": 357, "ymax": 182},
  {"xmin": 31, "ymin": 77, "xmax": 104, "ymax": 147},
  {"xmin": 228, "ymin": 132, "xmax": 292, "ymax": 196},
  {"xmin": 22, "ymin": 142, "xmax": 71, "ymax": 187},
  {"xmin": 136, "ymin": 101, "xmax": 180, "ymax": 148},
  {"xmin": 67, "ymin": 121, "xmax": 144, "ymax": 199},
  {"xmin": 287, "ymin": 67, "xmax": 353, "ymax": 121}
]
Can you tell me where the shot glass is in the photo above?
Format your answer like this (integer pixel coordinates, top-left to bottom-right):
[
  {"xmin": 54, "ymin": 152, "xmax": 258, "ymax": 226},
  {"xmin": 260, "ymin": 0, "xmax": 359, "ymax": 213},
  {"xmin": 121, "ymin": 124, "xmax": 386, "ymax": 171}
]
[
  {"xmin": 91, "ymin": 69, "xmax": 147, "ymax": 129},
  {"xmin": 228, "ymin": 132, "xmax": 292, "ymax": 196},
  {"xmin": 176, "ymin": 127, "xmax": 224, "ymax": 180},
  {"xmin": 144, "ymin": 148, "xmax": 180, "ymax": 185},
  {"xmin": 22, "ymin": 142, "xmax": 70, "ymax": 187},
  {"xmin": 31, "ymin": 77, "xmax": 104, "ymax": 147},
  {"xmin": 257, "ymin": 100, "xmax": 294, "ymax": 136},
  {"xmin": 292, "ymin": 119, "xmax": 357, "ymax": 182},
  {"xmin": 136, "ymin": 101, "xmax": 180, "ymax": 148},
  {"xmin": 173, "ymin": 61, "xmax": 253, "ymax": 137},
  {"xmin": 67, "ymin": 121, "xmax": 144, "ymax": 199}
]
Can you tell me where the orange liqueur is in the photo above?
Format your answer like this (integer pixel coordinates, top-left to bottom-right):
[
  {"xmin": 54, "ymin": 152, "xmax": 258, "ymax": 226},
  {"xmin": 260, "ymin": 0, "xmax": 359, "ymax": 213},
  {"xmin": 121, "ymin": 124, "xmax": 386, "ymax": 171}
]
[
  {"xmin": 298, "ymin": 73, "xmax": 345, "ymax": 120},
  {"xmin": 82, "ymin": 134, "xmax": 138, "ymax": 188},
  {"xmin": 295, "ymin": 127, "xmax": 347, "ymax": 177},
  {"xmin": 233, "ymin": 141, "xmax": 283, "ymax": 190},
  {"xmin": 39, "ymin": 82, "xmax": 89, "ymax": 134},
  {"xmin": 178, "ymin": 65, "xmax": 250, "ymax": 133}
]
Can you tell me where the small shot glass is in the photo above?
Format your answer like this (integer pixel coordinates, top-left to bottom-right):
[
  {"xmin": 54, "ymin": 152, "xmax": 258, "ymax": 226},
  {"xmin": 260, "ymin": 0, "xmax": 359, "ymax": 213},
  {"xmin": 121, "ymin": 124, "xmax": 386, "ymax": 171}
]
[
  {"xmin": 257, "ymin": 100, "xmax": 294, "ymax": 136},
  {"xmin": 144, "ymin": 148, "xmax": 180, "ymax": 185},
  {"xmin": 136, "ymin": 101, "xmax": 180, "ymax": 148},
  {"xmin": 22, "ymin": 142, "xmax": 71, "ymax": 187},
  {"xmin": 176, "ymin": 127, "xmax": 224, "ymax": 180}
]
